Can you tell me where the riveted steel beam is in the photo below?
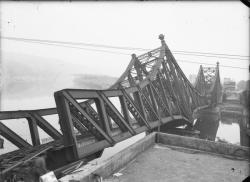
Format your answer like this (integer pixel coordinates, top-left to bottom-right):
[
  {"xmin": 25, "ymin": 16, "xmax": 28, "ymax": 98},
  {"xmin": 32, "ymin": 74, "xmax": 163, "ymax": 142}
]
[
  {"xmin": 62, "ymin": 91, "xmax": 115, "ymax": 146},
  {"xmin": 26, "ymin": 116, "xmax": 40, "ymax": 146},
  {"xmin": 54, "ymin": 91, "xmax": 79, "ymax": 161},
  {"xmin": 94, "ymin": 97, "xmax": 112, "ymax": 136},
  {"xmin": 121, "ymin": 89, "xmax": 151, "ymax": 130},
  {"xmin": 30, "ymin": 113, "xmax": 62, "ymax": 140},
  {"xmin": 0, "ymin": 122, "xmax": 32, "ymax": 149},
  {"xmin": 137, "ymin": 85, "xmax": 160, "ymax": 122},
  {"xmin": 97, "ymin": 91, "xmax": 136, "ymax": 135}
]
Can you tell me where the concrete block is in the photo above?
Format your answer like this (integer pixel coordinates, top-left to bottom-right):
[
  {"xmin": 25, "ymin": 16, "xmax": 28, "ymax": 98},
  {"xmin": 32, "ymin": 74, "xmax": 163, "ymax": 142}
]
[
  {"xmin": 157, "ymin": 132, "xmax": 250, "ymax": 159},
  {"xmin": 59, "ymin": 132, "xmax": 156, "ymax": 182}
]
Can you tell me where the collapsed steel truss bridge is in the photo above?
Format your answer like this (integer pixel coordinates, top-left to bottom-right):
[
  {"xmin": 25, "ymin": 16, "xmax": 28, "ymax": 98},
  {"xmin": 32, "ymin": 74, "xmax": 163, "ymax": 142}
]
[{"xmin": 0, "ymin": 34, "xmax": 222, "ymax": 180}]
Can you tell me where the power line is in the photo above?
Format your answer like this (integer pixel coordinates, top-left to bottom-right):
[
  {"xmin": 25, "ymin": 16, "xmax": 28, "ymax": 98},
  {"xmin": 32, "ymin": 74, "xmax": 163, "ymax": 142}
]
[
  {"xmin": 170, "ymin": 52, "xmax": 249, "ymax": 60},
  {"xmin": 1, "ymin": 36, "xmax": 249, "ymax": 70},
  {"xmin": 10, "ymin": 36, "xmax": 249, "ymax": 61},
  {"xmin": 173, "ymin": 50, "xmax": 249, "ymax": 58},
  {"xmin": 2, "ymin": 36, "xmax": 148, "ymax": 51},
  {"xmin": 2, "ymin": 36, "xmax": 249, "ymax": 60},
  {"xmin": 4, "ymin": 38, "xmax": 131, "ymax": 56},
  {"xmin": 177, "ymin": 59, "xmax": 249, "ymax": 70}
]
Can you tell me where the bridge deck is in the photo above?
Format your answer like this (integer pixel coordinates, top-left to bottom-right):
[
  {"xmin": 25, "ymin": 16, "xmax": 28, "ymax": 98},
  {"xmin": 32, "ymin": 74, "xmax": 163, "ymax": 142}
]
[{"xmin": 104, "ymin": 144, "xmax": 248, "ymax": 182}]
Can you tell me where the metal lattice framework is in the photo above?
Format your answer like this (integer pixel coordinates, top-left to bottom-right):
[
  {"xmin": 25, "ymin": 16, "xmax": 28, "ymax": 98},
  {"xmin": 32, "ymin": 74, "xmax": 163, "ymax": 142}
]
[
  {"xmin": 0, "ymin": 35, "xmax": 222, "ymax": 180},
  {"xmin": 194, "ymin": 62, "xmax": 222, "ymax": 104}
]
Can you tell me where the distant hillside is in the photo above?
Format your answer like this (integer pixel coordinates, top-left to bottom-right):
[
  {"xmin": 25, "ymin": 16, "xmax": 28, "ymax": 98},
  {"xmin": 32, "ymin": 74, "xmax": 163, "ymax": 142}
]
[
  {"xmin": 1, "ymin": 51, "xmax": 117, "ymax": 99},
  {"xmin": 73, "ymin": 74, "xmax": 117, "ymax": 89},
  {"xmin": 2, "ymin": 51, "xmax": 70, "ymax": 98}
]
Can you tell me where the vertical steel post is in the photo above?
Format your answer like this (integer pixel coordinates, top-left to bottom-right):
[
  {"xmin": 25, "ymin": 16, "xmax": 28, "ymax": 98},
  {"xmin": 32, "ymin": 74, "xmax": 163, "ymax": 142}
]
[
  {"xmin": 54, "ymin": 91, "xmax": 79, "ymax": 160},
  {"xmin": 134, "ymin": 90, "xmax": 147, "ymax": 120},
  {"xmin": 147, "ymin": 83, "xmax": 158, "ymax": 113},
  {"xmin": 119, "ymin": 95, "xmax": 131, "ymax": 124},
  {"xmin": 94, "ymin": 97, "xmax": 112, "ymax": 135}
]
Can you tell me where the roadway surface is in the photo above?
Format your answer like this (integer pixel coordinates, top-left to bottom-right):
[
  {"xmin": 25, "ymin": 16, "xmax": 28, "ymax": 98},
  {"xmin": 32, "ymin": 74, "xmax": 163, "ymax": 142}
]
[{"xmin": 104, "ymin": 144, "xmax": 249, "ymax": 182}]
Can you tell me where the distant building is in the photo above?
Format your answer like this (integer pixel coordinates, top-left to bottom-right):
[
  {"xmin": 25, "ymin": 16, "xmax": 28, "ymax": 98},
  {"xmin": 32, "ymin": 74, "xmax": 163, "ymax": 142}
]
[
  {"xmin": 189, "ymin": 74, "xmax": 197, "ymax": 85},
  {"xmin": 223, "ymin": 78, "xmax": 236, "ymax": 92}
]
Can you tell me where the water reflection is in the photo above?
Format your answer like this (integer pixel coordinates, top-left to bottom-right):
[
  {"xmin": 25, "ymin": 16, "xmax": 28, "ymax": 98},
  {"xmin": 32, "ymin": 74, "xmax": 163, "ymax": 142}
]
[
  {"xmin": 216, "ymin": 121, "xmax": 240, "ymax": 145},
  {"xmin": 194, "ymin": 110, "xmax": 241, "ymax": 145}
]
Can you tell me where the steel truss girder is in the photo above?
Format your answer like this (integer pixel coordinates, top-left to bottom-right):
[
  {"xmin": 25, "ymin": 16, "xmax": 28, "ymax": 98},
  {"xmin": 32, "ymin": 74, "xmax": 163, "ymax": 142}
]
[
  {"xmin": 156, "ymin": 73, "xmax": 173, "ymax": 115},
  {"xmin": 150, "ymin": 80, "xmax": 171, "ymax": 117},
  {"xmin": 96, "ymin": 91, "xmax": 136, "ymax": 135},
  {"xmin": 161, "ymin": 60, "xmax": 182, "ymax": 115},
  {"xmin": 0, "ymin": 35, "xmax": 221, "ymax": 179},
  {"xmin": 62, "ymin": 91, "xmax": 115, "ymax": 146},
  {"xmin": 136, "ymin": 85, "xmax": 160, "ymax": 122},
  {"xmin": 29, "ymin": 113, "xmax": 62, "ymax": 140},
  {"xmin": 121, "ymin": 89, "xmax": 151, "ymax": 129}
]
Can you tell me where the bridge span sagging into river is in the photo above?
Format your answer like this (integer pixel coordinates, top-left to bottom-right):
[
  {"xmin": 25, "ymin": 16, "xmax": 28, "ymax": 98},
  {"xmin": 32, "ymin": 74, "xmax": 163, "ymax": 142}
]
[{"xmin": 0, "ymin": 34, "xmax": 222, "ymax": 180}]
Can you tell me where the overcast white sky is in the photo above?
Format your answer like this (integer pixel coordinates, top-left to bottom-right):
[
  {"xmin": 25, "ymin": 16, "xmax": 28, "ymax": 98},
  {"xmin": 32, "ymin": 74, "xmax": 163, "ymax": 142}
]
[{"xmin": 0, "ymin": 1, "xmax": 249, "ymax": 82}]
